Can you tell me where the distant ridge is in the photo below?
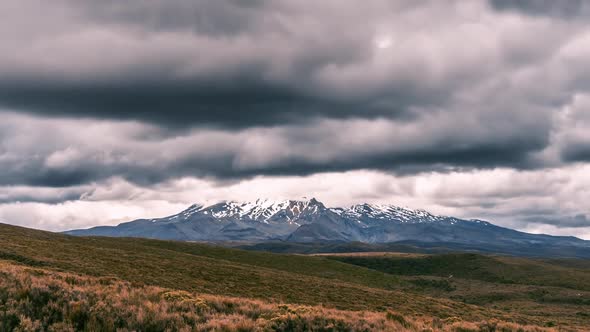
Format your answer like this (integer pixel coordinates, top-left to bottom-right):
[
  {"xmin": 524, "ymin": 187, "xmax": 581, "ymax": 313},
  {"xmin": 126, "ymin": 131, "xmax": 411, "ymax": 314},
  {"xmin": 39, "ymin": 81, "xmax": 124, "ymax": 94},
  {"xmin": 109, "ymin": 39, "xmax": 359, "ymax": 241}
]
[{"xmin": 66, "ymin": 198, "xmax": 590, "ymax": 258}]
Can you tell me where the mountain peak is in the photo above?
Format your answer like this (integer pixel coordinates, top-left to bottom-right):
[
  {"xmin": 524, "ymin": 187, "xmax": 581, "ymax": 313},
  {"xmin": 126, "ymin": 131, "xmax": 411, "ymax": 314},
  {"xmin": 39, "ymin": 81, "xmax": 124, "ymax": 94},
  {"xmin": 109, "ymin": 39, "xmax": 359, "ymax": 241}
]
[
  {"xmin": 174, "ymin": 199, "xmax": 457, "ymax": 226},
  {"xmin": 181, "ymin": 198, "xmax": 328, "ymax": 223},
  {"xmin": 308, "ymin": 197, "xmax": 320, "ymax": 204},
  {"xmin": 345, "ymin": 203, "xmax": 440, "ymax": 223}
]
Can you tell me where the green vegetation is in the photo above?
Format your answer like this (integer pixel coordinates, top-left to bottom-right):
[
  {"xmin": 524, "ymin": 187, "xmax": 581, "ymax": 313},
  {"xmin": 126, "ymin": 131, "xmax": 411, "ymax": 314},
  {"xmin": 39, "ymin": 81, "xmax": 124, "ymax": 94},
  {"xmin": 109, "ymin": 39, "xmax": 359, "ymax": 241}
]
[
  {"xmin": 326, "ymin": 253, "xmax": 590, "ymax": 290},
  {"xmin": 0, "ymin": 261, "xmax": 552, "ymax": 332},
  {"xmin": 323, "ymin": 252, "xmax": 590, "ymax": 329},
  {"xmin": 408, "ymin": 278, "xmax": 456, "ymax": 292},
  {"xmin": 1, "ymin": 223, "xmax": 589, "ymax": 330},
  {"xmin": 235, "ymin": 241, "xmax": 427, "ymax": 255}
]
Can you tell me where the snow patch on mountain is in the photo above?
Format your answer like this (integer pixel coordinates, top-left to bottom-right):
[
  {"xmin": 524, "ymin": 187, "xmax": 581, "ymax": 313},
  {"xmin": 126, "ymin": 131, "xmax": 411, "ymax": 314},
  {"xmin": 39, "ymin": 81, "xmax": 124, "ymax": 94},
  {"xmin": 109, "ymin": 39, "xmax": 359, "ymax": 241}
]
[
  {"xmin": 169, "ymin": 198, "xmax": 327, "ymax": 224},
  {"xmin": 342, "ymin": 203, "xmax": 443, "ymax": 223},
  {"xmin": 160, "ymin": 198, "xmax": 492, "ymax": 228}
]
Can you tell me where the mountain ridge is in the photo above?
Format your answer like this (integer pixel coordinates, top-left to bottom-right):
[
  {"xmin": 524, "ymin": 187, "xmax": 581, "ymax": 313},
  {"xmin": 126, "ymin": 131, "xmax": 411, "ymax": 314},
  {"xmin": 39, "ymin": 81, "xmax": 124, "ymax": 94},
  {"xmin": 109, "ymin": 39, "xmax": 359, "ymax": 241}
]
[{"xmin": 65, "ymin": 198, "xmax": 590, "ymax": 257}]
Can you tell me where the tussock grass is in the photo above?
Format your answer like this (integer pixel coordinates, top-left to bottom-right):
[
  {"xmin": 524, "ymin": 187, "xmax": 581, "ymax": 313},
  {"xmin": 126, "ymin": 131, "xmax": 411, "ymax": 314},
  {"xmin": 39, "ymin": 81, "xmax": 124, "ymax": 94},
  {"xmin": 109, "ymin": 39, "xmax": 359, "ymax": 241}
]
[
  {"xmin": 1, "ymin": 224, "xmax": 588, "ymax": 330},
  {"xmin": 0, "ymin": 261, "xmax": 554, "ymax": 332},
  {"xmin": 0, "ymin": 224, "xmax": 485, "ymax": 319}
]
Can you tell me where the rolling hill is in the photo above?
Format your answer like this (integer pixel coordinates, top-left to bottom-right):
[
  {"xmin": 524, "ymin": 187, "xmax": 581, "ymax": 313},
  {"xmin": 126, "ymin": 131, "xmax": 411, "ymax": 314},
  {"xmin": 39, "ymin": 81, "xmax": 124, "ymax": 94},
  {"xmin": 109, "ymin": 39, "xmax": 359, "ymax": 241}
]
[{"xmin": 2, "ymin": 222, "xmax": 590, "ymax": 330}]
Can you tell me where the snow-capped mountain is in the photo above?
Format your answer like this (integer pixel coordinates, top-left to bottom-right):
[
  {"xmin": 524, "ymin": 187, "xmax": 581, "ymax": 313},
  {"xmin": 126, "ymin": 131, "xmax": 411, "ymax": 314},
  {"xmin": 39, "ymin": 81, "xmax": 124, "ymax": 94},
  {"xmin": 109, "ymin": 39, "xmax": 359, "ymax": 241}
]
[
  {"xmin": 176, "ymin": 198, "xmax": 327, "ymax": 224},
  {"xmin": 66, "ymin": 198, "xmax": 589, "ymax": 255},
  {"xmin": 157, "ymin": 199, "xmax": 472, "ymax": 227}
]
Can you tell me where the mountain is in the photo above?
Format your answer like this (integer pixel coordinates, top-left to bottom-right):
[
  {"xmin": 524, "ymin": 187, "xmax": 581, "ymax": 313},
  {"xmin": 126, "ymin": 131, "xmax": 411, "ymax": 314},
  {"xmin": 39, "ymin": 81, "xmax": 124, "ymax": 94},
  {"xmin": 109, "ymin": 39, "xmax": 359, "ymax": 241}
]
[{"xmin": 65, "ymin": 198, "xmax": 590, "ymax": 257}]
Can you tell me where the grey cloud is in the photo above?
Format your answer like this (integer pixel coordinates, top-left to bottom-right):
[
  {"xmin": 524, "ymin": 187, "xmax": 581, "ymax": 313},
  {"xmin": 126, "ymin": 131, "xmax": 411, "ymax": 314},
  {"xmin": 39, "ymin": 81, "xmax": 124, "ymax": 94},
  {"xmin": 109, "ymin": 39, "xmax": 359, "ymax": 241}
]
[
  {"xmin": 0, "ymin": 0, "xmax": 561, "ymax": 128},
  {"xmin": 0, "ymin": 0, "xmax": 585, "ymax": 185},
  {"xmin": 489, "ymin": 0, "xmax": 590, "ymax": 18},
  {"xmin": 549, "ymin": 94, "xmax": 590, "ymax": 163},
  {"xmin": 521, "ymin": 214, "xmax": 590, "ymax": 228},
  {"xmin": 0, "ymin": 109, "xmax": 553, "ymax": 188},
  {"xmin": 78, "ymin": 0, "xmax": 276, "ymax": 36},
  {"xmin": 0, "ymin": 0, "xmax": 583, "ymax": 177},
  {"xmin": 3, "ymin": 167, "xmax": 590, "ymax": 236},
  {"xmin": 561, "ymin": 142, "xmax": 590, "ymax": 162},
  {"xmin": 0, "ymin": 0, "xmax": 377, "ymax": 127},
  {"xmin": 0, "ymin": 187, "xmax": 85, "ymax": 204}
]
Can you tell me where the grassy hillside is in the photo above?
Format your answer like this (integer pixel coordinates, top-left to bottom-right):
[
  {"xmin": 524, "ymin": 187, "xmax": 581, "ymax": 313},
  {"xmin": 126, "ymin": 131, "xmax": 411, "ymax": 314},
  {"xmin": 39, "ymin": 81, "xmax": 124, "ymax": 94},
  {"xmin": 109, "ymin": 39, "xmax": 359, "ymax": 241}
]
[
  {"xmin": 0, "ymin": 224, "xmax": 480, "ymax": 317},
  {"xmin": 323, "ymin": 252, "xmax": 590, "ymax": 329},
  {"xmin": 326, "ymin": 253, "xmax": 590, "ymax": 290},
  {"xmin": 1, "ymin": 223, "xmax": 589, "ymax": 330},
  {"xmin": 236, "ymin": 240, "xmax": 590, "ymax": 259},
  {"xmin": 0, "ymin": 261, "xmax": 553, "ymax": 332},
  {"xmin": 235, "ymin": 241, "xmax": 430, "ymax": 254}
]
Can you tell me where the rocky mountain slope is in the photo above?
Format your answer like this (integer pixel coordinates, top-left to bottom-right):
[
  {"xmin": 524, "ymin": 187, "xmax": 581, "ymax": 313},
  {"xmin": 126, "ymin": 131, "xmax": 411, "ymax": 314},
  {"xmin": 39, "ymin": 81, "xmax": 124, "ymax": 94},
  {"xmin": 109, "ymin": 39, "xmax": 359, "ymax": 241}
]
[{"xmin": 66, "ymin": 198, "xmax": 590, "ymax": 257}]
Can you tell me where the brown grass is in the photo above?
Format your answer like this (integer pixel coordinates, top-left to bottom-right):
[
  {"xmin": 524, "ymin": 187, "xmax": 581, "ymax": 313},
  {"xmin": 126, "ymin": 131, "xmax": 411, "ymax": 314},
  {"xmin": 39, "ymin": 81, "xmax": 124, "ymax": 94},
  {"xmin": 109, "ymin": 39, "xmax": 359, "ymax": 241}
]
[{"xmin": 0, "ymin": 260, "xmax": 559, "ymax": 332}]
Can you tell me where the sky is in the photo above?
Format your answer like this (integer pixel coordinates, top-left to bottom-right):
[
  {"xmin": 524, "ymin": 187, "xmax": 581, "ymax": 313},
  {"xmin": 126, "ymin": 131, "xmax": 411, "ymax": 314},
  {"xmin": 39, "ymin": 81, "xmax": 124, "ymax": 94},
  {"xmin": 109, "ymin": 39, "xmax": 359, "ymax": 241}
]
[{"xmin": 1, "ymin": 0, "xmax": 590, "ymax": 238}]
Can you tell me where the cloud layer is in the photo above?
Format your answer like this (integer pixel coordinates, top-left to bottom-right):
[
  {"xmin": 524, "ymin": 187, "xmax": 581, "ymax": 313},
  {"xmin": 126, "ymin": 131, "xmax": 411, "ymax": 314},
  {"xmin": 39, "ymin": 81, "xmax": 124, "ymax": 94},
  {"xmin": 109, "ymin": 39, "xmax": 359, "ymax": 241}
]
[
  {"xmin": 0, "ymin": 0, "xmax": 589, "ymax": 235},
  {"xmin": 0, "ymin": 0, "xmax": 585, "ymax": 127},
  {"xmin": 2, "ymin": 167, "xmax": 590, "ymax": 238}
]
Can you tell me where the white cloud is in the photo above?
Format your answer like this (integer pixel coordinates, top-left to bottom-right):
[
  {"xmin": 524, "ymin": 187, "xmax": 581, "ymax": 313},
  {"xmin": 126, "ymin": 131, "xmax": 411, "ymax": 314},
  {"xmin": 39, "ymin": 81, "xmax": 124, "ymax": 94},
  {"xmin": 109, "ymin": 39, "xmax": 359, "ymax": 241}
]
[
  {"xmin": 1, "ymin": 166, "xmax": 590, "ymax": 238},
  {"xmin": 0, "ymin": 200, "xmax": 185, "ymax": 232}
]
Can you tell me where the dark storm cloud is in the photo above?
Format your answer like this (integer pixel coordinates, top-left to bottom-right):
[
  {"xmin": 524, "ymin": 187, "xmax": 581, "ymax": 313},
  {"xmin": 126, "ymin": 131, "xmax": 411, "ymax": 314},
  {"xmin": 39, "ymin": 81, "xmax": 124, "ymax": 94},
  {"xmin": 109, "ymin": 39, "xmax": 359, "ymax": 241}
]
[
  {"xmin": 0, "ymin": 80, "xmax": 315, "ymax": 128},
  {"xmin": 488, "ymin": 0, "xmax": 590, "ymax": 18},
  {"xmin": 0, "ymin": 108, "xmax": 551, "ymax": 188},
  {"xmin": 239, "ymin": 130, "xmax": 547, "ymax": 178},
  {"xmin": 0, "ymin": 190, "xmax": 84, "ymax": 204},
  {"xmin": 1, "ymin": 0, "xmax": 565, "ymax": 184},
  {"xmin": 0, "ymin": 0, "xmax": 485, "ymax": 128},
  {"xmin": 561, "ymin": 143, "xmax": 590, "ymax": 163},
  {"xmin": 0, "ymin": 0, "xmax": 581, "ymax": 130},
  {"xmin": 0, "ymin": 80, "xmax": 427, "ymax": 129},
  {"xmin": 521, "ymin": 214, "xmax": 590, "ymax": 228}
]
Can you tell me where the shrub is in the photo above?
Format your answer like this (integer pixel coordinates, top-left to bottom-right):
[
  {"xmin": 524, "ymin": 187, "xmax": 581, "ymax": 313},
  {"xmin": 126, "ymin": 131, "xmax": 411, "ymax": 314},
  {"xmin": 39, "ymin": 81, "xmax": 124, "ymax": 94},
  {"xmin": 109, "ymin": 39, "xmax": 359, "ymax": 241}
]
[{"xmin": 0, "ymin": 261, "xmax": 556, "ymax": 332}]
